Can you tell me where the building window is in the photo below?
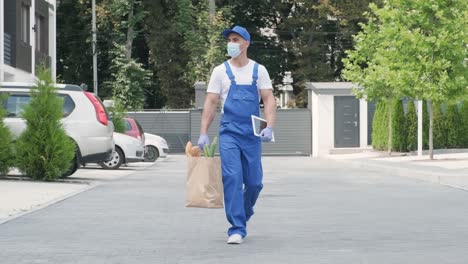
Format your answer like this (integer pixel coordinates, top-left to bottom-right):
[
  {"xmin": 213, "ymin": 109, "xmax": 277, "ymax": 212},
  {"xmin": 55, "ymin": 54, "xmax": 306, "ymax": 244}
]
[
  {"xmin": 21, "ymin": 4, "xmax": 30, "ymax": 44},
  {"xmin": 35, "ymin": 15, "xmax": 44, "ymax": 51}
]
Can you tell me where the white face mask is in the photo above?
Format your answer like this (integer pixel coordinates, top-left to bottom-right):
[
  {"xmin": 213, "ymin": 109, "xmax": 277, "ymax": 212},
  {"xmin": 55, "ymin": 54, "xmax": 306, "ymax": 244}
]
[{"xmin": 227, "ymin": 43, "xmax": 241, "ymax": 58}]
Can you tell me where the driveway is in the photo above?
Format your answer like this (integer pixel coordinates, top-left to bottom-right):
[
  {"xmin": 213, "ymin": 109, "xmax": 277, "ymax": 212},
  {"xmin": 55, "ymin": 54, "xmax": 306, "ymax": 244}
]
[{"xmin": 1, "ymin": 155, "xmax": 468, "ymax": 264}]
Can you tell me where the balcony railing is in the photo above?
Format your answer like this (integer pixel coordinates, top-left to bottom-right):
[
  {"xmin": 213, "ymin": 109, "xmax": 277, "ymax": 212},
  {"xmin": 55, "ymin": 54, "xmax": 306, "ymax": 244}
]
[{"xmin": 4, "ymin": 33, "xmax": 13, "ymax": 66}]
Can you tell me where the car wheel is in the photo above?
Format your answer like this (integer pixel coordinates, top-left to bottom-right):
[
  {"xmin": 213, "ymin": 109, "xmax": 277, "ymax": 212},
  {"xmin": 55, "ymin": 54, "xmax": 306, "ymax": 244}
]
[
  {"xmin": 99, "ymin": 147, "xmax": 124, "ymax": 170},
  {"xmin": 61, "ymin": 153, "xmax": 79, "ymax": 178},
  {"xmin": 144, "ymin": 145, "xmax": 159, "ymax": 162}
]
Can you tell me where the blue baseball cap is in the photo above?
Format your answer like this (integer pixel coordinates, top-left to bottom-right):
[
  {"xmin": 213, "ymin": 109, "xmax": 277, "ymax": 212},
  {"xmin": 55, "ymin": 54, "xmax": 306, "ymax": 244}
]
[{"xmin": 222, "ymin": 25, "xmax": 251, "ymax": 42}]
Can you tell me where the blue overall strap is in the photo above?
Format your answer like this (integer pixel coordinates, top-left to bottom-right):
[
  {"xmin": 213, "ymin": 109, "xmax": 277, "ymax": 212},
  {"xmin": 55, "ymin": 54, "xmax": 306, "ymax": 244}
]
[
  {"xmin": 252, "ymin": 63, "xmax": 259, "ymax": 86},
  {"xmin": 224, "ymin": 61, "xmax": 236, "ymax": 86}
]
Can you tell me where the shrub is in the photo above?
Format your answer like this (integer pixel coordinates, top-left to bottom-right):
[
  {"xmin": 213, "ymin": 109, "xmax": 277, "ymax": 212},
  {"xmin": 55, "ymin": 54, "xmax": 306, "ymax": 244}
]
[
  {"xmin": 446, "ymin": 103, "xmax": 462, "ymax": 148},
  {"xmin": 406, "ymin": 100, "xmax": 418, "ymax": 151},
  {"xmin": 372, "ymin": 100, "xmax": 387, "ymax": 150},
  {"xmin": 108, "ymin": 99, "xmax": 126, "ymax": 133},
  {"xmin": 392, "ymin": 99, "xmax": 407, "ymax": 152},
  {"xmin": 0, "ymin": 95, "xmax": 14, "ymax": 175},
  {"xmin": 15, "ymin": 69, "xmax": 75, "ymax": 181},
  {"xmin": 461, "ymin": 100, "xmax": 468, "ymax": 148},
  {"xmin": 423, "ymin": 100, "xmax": 429, "ymax": 149},
  {"xmin": 432, "ymin": 102, "xmax": 447, "ymax": 149}
]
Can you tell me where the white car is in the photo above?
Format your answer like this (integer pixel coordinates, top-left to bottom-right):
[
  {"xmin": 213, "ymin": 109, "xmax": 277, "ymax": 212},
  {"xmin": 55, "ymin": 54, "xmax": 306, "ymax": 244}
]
[
  {"xmin": 144, "ymin": 133, "xmax": 169, "ymax": 162},
  {"xmin": 1, "ymin": 82, "xmax": 114, "ymax": 177},
  {"xmin": 99, "ymin": 132, "xmax": 144, "ymax": 169}
]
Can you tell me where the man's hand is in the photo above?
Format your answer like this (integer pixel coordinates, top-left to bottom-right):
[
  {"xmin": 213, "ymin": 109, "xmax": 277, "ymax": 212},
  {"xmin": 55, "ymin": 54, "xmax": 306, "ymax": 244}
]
[
  {"xmin": 198, "ymin": 134, "xmax": 210, "ymax": 150},
  {"xmin": 259, "ymin": 127, "xmax": 273, "ymax": 142}
]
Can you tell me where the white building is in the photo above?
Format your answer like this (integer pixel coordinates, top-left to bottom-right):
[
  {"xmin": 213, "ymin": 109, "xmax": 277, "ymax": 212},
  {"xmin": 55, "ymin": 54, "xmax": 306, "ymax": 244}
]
[
  {"xmin": 1, "ymin": 0, "xmax": 56, "ymax": 82},
  {"xmin": 307, "ymin": 82, "xmax": 374, "ymax": 157}
]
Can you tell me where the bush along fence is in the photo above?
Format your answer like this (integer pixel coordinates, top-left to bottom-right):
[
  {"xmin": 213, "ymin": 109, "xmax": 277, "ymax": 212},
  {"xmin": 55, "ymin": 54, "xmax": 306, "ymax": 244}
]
[
  {"xmin": 372, "ymin": 99, "xmax": 468, "ymax": 152},
  {"xmin": 0, "ymin": 95, "xmax": 14, "ymax": 175}
]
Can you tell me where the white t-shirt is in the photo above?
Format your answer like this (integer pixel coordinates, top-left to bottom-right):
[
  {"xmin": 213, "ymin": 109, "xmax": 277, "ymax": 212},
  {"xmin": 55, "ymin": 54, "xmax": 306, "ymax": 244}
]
[{"xmin": 207, "ymin": 59, "xmax": 272, "ymax": 110}]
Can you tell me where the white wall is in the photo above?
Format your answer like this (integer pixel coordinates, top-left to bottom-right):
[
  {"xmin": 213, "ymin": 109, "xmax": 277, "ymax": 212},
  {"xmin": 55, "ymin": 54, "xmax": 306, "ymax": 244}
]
[
  {"xmin": 313, "ymin": 94, "xmax": 370, "ymax": 157},
  {"xmin": 312, "ymin": 93, "xmax": 334, "ymax": 157},
  {"xmin": 3, "ymin": 65, "xmax": 36, "ymax": 82},
  {"xmin": 359, "ymin": 99, "xmax": 368, "ymax": 148}
]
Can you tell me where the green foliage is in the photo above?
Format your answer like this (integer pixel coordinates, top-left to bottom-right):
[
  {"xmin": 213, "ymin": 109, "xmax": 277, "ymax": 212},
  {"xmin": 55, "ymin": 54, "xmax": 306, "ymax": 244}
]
[
  {"xmin": 446, "ymin": 103, "xmax": 462, "ymax": 148},
  {"xmin": 108, "ymin": 99, "xmax": 127, "ymax": 133},
  {"xmin": 461, "ymin": 101, "xmax": 468, "ymax": 147},
  {"xmin": 392, "ymin": 99, "xmax": 407, "ymax": 152},
  {"xmin": 0, "ymin": 95, "xmax": 14, "ymax": 175},
  {"xmin": 144, "ymin": 0, "xmax": 194, "ymax": 108},
  {"xmin": 104, "ymin": 43, "xmax": 150, "ymax": 111},
  {"xmin": 372, "ymin": 100, "xmax": 388, "ymax": 150},
  {"xmin": 56, "ymin": 0, "xmax": 93, "ymax": 89},
  {"xmin": 15, "ymin": 69, "xmax": 75, "ymax": 181},
  {"xmin": 423, "ymin": 101, "xmax": 429, "ymax": 149},
  {"xmin": 432, "ymin": 103, "xmax": 447, "ymax": 149},
  {"xmin": 405, "ymin": 101, "xmax": 418, "ymax": 151},
  {"xmin": 343, "ymin": 0, "xmax": 467, "ymax": 158}
]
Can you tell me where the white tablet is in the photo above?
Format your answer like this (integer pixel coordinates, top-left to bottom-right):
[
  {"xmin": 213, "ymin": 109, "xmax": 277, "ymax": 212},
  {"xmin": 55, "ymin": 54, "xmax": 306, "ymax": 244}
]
[{"xmin": 251, "ymin": 115, "xmax": 275, "ymax": 142}]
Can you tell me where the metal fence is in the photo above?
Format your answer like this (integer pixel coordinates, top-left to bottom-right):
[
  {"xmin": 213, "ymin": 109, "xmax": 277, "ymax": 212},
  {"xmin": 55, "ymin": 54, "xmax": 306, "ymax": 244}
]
[{"xmin": 127, "ymin": 108, "xmax": 312, "ymax": 156}]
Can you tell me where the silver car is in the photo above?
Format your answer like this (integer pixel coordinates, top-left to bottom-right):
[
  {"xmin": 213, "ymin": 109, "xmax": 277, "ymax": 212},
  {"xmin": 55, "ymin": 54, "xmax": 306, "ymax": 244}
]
[{"xmin": 0, "ymin": 82, "xmax": 114, "ymax": 176}]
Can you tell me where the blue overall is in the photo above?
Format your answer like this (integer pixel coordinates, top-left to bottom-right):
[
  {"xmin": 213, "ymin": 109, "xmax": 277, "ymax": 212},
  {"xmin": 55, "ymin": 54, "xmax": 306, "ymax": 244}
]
[{"xmin": 219, "ymin": 61, "xmax": 263, "ymax": 238}]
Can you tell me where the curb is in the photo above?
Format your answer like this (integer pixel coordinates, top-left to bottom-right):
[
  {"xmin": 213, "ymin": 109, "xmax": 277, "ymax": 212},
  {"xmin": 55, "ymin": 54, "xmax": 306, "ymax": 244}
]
[{"xmin": 340, "ymin": 158, "xmax": 468, "ymax": 192}]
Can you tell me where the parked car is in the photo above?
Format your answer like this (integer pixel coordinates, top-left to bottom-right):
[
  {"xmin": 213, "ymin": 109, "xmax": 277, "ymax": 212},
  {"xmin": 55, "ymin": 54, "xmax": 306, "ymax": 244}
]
[
  {"xmin": 99, "ymin": 132, "xmax": 144, "ymax": 170},
  {"xmin": 124, "ymin": 117, "xmax": 145, "ymax": 144},
  {"xmin": 0, "ymin": 82, "xmax": 114, "ymax": 177},
  {"xmin": 144, "ymin": 133, "xmax": 169, "ymax": 162}
]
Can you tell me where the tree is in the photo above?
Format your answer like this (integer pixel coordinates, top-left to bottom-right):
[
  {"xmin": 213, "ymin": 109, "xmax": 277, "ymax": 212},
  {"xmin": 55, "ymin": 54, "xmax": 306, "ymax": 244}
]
[
  {"xmin": 104, "ymin": 44, "xmax": 151, "ymax": 110},
  {"xmin": 406, "ymin": 100, "xmax": 418, "ymax": 151},
  {"xmin": 144, "ymin": 0, "xmax": 195, "ymax": 108},
  {"xmin": 275, "ymin": 0, "xmax": 381, "ymax": 107},
  {"xmin": 0, "ymin": 95, "xmax": 14, "ymax": 175},
  {"xmin": 392, "ymin": 99, "xmax": 407, "ymax": 152},
  {"xmin": 15, "ymin": 69, "xmax": 75, "ymax": 181},
  {"xmin": 393, "ymin": 0, "xmax": 468, "ymax": 159},
  {"xmin": 446, "ymin": 103, "xmax": 462, "ymax": 148},
  {"xmin": 344, "ymin": 0, "xmax": 467, "ymax": 159},
  {"xmin": 343, "ymin": 2, "xmax": 404, "ymax": 155},
  {"xmin": 56, "ymin": 0, "xmax": 93, "ymax": 87}
]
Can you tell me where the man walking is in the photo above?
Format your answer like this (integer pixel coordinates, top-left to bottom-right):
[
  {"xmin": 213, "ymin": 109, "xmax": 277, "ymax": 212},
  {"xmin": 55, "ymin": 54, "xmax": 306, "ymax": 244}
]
[{"xmin": 198, "ymin": 25, "xmax": 276, "ymax": 244}]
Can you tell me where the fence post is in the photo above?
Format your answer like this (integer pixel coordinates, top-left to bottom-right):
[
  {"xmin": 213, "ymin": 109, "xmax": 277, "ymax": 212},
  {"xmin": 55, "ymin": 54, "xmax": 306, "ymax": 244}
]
[{"xmin": 194, "ymin": 81, "xmax": 207, "ymax": 109}]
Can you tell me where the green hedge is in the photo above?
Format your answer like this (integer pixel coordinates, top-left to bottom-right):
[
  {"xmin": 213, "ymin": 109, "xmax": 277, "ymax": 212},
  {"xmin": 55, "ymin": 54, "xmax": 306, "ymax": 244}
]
[
  {"xmin": 392, "ymin": 99, "xmax": 407, "ymax": 152},
  {"xmin": 432, "ymin": 102, "xmax": 447, "ymax": 149},
  {"xmin": 372, "ymin": 100, "xmax": 388, "ymax": 150},
  {"xmin": 446, "ymin": 103, "xmax": 462, "ymax": 148},
  {"xmin": 461, "ymin": 101, "xmax": 468, "ymax": 147},
  {"xmin": 373, "ymin": 99, "xmax": 468, "ymax": 152},
  {"xmin": 0, "ymin": 96, "xmax": 14, "ymax": 175},
  {"xmin": 405, "ymin": 101, "xmax": 417, "ymax": 151},
  {"xmin": 372, "ymin": 99, "xmax": 407, "ymax": 152}
]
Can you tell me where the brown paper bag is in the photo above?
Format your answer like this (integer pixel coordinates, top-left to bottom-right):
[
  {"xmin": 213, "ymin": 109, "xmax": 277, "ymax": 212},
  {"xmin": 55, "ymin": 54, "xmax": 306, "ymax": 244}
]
[{"xmin": 185, "ymin": 156, "xmax": 224, "ymax": 208}]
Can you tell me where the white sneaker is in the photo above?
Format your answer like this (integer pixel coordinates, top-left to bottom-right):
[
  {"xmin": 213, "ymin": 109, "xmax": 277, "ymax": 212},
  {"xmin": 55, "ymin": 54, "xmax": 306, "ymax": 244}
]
[{"xmin": 227, "ymin": 234, "xmax": 244, "ymax": 244}]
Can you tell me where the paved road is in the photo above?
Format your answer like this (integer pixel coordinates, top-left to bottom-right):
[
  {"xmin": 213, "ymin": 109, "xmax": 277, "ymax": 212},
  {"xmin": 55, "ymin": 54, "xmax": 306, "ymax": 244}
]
[{"xmin": 1, "ymin": 155, "xmax": 468, "ymax": 264}]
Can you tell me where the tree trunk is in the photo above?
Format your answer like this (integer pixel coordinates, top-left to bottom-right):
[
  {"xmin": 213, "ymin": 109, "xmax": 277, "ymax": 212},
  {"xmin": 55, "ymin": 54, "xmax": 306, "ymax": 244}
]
[
  {"xmin": 428, "ymin": 100, "xmax": 434, "ymax": 159},
  {"xmin": 387, "ymin": 97, "xmax": 393, "ymax": 156},
  {"xmin": 125, "ymin": 4, "xmax": 135, "ymax": 60}
]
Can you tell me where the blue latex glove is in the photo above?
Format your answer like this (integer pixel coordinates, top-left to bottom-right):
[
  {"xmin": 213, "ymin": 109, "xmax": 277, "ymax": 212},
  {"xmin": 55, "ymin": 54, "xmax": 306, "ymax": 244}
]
[
  {"xmin": 198, "ymin": 134, "xmax": 210, "ymax": 150},
  {"xmin": 260, "ymin": 127, "xmax": 273, "ymax": 142}
]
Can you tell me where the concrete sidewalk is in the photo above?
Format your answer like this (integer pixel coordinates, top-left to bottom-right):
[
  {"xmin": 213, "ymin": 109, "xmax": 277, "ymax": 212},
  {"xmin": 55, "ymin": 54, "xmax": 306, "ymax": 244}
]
[
  {"xmin": 0, "ymin": 162, "xmax": 156, "ymax": 224},
  {"xmin": 327, "ymin": 149, "xmax": 468, "ymax": 190}
]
